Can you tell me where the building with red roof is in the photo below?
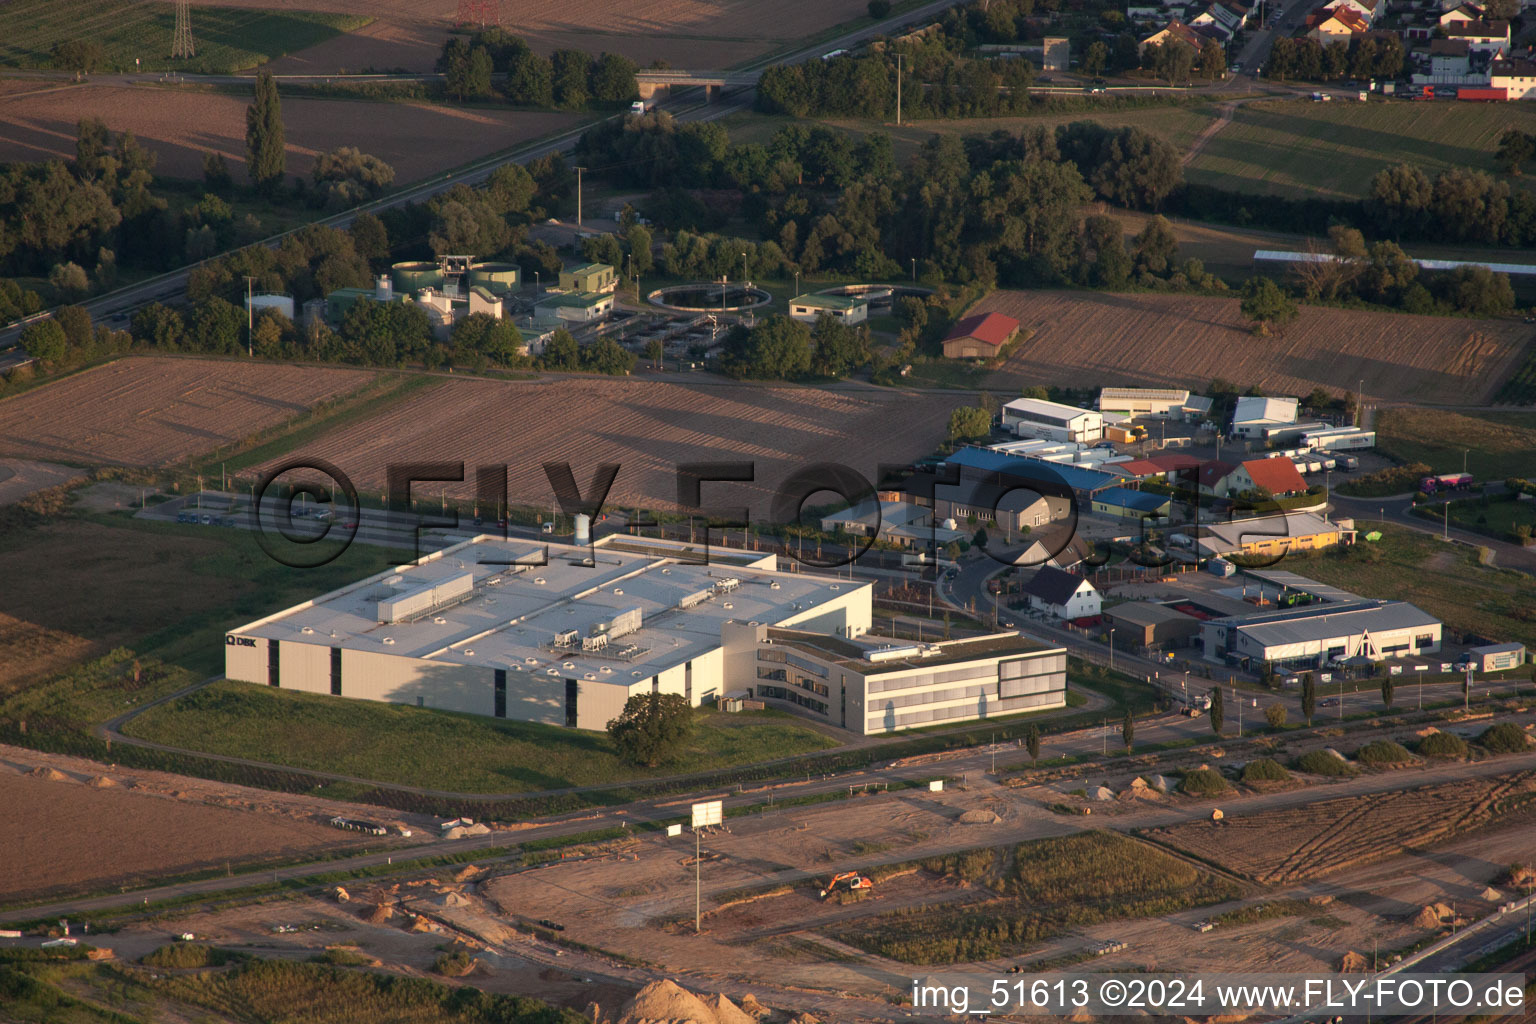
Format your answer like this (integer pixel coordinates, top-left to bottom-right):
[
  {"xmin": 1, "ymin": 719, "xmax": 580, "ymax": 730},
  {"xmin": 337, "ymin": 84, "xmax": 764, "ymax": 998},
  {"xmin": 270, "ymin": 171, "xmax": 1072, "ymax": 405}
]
[{"xmin": 942, "ymin": 312, "xmax": 1021, "ymax": 360}]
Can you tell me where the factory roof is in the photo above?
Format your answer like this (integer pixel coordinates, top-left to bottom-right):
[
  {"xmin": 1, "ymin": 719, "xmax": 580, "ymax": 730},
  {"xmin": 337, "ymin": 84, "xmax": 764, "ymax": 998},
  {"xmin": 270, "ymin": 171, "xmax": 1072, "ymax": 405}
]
[
  {"xmin": 1219, "ymin": 600, "xmax": 1440, "ymax": 647},
  {"xmin": 1194, "ymin": 513, "xmax": 1346, "ymax": 555},
  {"xmin": 537, "ymin": 290, "xmax": 611, "ymax": 309},
  {"xmin": 1098, "ymin": 386, "xmax": 1191, "ymax": 404},
  {"xmin": 1240, "ymin": 569, "xmax": 1361, "ymax": 603},
  {"xmin": 1232, "ymin": 396, "xmax": 1299, "ymax": 425},
  {"xmin": 765, "ymin": 628, "xmax": 1057, "ymax": 673},
  {"xmin": 233, "ymin": 536, "xmax": 865, "ymax": 685},
  {"xmin": 1093, "ymin": 486, "xmax": 1170, "ymax": 513},
  {"xmin": 1107, "ymin": 602, "xmax": 1198, "ymax": 628},
  {"xmin": 943, "ymin": 446, "xmax": 1120, "ymax": 494}
]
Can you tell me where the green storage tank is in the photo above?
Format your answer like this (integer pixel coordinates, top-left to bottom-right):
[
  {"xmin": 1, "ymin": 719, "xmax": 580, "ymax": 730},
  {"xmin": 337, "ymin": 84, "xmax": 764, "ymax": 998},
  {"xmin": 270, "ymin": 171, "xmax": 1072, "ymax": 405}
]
[
  {"xmin": 469, "ymin": 262, "xmax": 520, "ymax": 295},
  {"xmin": 391, "ymin": 261, "xmax": 444, "ymax": 294}
]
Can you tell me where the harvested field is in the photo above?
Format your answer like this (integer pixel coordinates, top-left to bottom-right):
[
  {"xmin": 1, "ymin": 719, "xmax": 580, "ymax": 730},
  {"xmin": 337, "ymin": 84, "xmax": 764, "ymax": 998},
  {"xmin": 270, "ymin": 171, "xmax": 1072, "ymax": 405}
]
[
  {"xmin": 0, "ymin": 85, "xmax": 580, "ymax": 184},
  {"xmin": 0, "ymin": 767, "xmax": 361, "ymax": 901},
  {"xmin": 240, "ymin": 0, "xmax": 875, "ymax": 73},
  {"xmin": 0, "ymin": 458, "xmax": 85, "ymax": 506},
  {"xmin": 259, "ymin": 375, "xmax": 956, "ymax": 517},
  {"xmin": 0, "ymin": 357, "xmax": 374, "ymax": 467},
  {"xmin": 0, "ymin": 0, "xmax": 367, "ymax": 74},
  {"xmin": 1143, "ymin": 770, "xmax": 1536, "ymax": 884},
  {"xmin": 974, "ymin": 290, "xmax": 1533, "ymax": 405},
  {"xmin": 0, "ymin": 612, "xmax": 94, "ymax": 697}
]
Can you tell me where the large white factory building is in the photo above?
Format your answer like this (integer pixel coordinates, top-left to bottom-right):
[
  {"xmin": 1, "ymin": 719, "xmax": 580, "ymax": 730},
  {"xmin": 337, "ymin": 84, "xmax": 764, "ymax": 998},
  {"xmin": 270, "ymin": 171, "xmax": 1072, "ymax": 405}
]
[{"xmin": 224, "ymin": 535, "xmax": 1067, "ymax": 735}]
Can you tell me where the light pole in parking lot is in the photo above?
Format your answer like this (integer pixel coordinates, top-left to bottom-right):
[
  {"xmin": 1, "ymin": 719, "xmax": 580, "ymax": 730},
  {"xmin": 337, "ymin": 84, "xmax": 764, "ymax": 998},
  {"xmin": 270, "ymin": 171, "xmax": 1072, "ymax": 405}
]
[{"xmin": 1107, "ymin": 627, "xmax": 1115, "ymax": 671}]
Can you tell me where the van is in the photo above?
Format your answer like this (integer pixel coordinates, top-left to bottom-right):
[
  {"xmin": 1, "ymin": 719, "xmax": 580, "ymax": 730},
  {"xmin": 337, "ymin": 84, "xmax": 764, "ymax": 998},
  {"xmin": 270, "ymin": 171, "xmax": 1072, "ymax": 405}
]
[{"xmin": 541, "ymin": 521, "xmax": 555, "ymax": 534}]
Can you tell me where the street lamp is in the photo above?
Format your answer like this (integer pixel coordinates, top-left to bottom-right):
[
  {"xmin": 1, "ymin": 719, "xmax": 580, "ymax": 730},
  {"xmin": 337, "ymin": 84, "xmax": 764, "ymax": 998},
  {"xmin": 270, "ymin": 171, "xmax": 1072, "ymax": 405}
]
[
  {"xmin": 1108, "ymin": 626, "xmax": 1115, "ymax": 671},
  {"xmin": 1463, "ymin": 448, "xmax": 1470, "ymax": 474},
  {"xmin": 910, "ymin": 258, "xmax": 916, "ymax": 282}
]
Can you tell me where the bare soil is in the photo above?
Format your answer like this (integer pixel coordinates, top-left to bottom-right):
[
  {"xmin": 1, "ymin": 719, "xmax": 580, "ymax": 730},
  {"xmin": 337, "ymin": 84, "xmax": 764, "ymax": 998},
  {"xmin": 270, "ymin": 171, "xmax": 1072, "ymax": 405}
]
[
  {"xmin": 0, "ymin": 357, "xmax": 374, "ymax": 467},
  {"xmin": 0, "ymin": 85, "xmax": 579, "ymax": 183},
  {"xmin": 257, "ymin": 374, "xmax": 958, "ymax": 516},
  {"xmin": 975, "ymin": 290, "xmax": 1533, "ymax": 406},
  {"xmin": 1143, "ymin": 769, "xmax": 1536, "ymax": 884},
  {"xmin": 0, "ymin": 754, "xmax": 368, "ymax": 901},
  {"xmin": 0, "ymin": 458, "xmax": 85, "ymax": 506}
]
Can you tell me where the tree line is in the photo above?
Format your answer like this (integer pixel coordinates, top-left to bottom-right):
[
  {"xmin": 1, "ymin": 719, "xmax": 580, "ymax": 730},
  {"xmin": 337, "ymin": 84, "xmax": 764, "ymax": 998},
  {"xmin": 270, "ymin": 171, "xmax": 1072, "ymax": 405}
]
[
  {"xmin": 437, "ymin": 28, "xmax": 638, "ymax": 109},
  {"xmin": 1263, "ymin": 35, "xmax": 1405, "ymax": 83}
]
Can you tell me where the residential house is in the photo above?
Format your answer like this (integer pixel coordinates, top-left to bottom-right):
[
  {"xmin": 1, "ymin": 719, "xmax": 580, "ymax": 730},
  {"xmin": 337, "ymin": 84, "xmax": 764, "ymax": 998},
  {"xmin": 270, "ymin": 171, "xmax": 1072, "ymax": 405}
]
[
  {"xmin": 1196, "ymin": 459, "xmax": 1238, "ymax": 497},
  {"xmin": 1443, "ymin": 19, "xmax": 1510, "ymax": 55},
  {"xmin": 1305, "ymin": 5, "xmax": 1370, "ymax": 42},
  {"xmin": 1190, "ymin": 1, "xmax": 1248, "ymax": 41},
  {"xmin": 1322, "ymin": 0, "xmax": 1379, "ymax": 23},
  {"xmin": 1224, "ymin": 457, "xmax": 1310, "ymax": 499},
  {"xmin": 1020, "ymin": 566, "xmax": 1102, "ymax": 621},
  {"xmin": 942, "ymin": 312, "xmax": 1021, "ymax": 359},
  {"xmin": 1139, "ymin": 19, "xmax": 1217, "ymax": 54},
  {"xmin": 1492, "ymin": 55, "xmax": 1536, "ymax": 97},
  {"xmin": 1438, "ymin": 2, "xmax": 1484, "ymax": 26}
]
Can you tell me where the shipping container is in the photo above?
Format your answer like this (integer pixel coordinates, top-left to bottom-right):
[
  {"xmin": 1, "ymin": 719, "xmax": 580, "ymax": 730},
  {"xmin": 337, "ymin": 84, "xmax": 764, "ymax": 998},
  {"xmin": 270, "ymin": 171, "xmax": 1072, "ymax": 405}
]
[{"xmin": 1457, "ymin": 87, "xmax": 1507, "ymax": 101}]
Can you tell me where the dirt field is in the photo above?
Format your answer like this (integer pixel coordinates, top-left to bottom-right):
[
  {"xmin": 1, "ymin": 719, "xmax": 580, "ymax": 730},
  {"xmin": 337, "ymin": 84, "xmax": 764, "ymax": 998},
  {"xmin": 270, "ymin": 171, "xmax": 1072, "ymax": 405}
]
[
  {"xmin": 0, "ymin": 358, "xmax": 374, "ymax": 467},
  {"xmin": 0, "ymin": 612, "xmax": 94, "ymax": 697},
  {"xmin": 0, "ymin": 458, "xmax": 85, "ymax": 506},
  {"xmin": 974, "ymin": 290, "xmax": 1534, "ymax": 405},
  {"xmin": 1143, "ymin": 769, "xmax": 1536, "ymax": 884},
  {"xmin": 256, "ymin": 375, "xmax": 958, "ymax": 516},
  {"xmin": 0, "ymin": 752, "xmax": 383, "ymax": 901},
  {"xmin": 230, "ymin": 0, "xmax": 875, "ymax": 73},
  {"xmin": 0, "ymin": 84, "xmax": 580, "ymax": 184}
]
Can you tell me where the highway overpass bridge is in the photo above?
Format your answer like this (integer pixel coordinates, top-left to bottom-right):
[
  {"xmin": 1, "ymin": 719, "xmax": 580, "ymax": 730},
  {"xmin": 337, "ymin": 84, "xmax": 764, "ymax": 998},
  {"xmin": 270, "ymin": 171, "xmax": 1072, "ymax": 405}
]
[{"xmin": 635, "ymin": 69, "xmax": 763, "ymax": 99}]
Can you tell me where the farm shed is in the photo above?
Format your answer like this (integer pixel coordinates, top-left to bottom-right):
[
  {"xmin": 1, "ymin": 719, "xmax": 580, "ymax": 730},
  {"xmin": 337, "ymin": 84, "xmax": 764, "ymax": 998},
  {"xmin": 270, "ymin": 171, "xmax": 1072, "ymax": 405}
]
[{"xmin": 942, "ymin": 312, "xmax": 1021, "ymax": 359}]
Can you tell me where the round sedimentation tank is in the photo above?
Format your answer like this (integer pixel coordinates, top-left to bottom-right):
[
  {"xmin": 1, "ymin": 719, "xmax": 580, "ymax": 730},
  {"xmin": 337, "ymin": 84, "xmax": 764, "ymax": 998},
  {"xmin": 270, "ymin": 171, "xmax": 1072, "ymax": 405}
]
[
  {"xmin": 469, "ymin": 261, "xmax": 521, "ymax": 295},
  {"xmin": 817, "ymin": 283, "xmax": 935, "ymax": 309},
  {"xmin": 391, "ymin": 261, "xmax": 444, "ymax": 294},
  {"xmin": 647, "ymin": 282, "xmax": 773, "ymax": 313}
]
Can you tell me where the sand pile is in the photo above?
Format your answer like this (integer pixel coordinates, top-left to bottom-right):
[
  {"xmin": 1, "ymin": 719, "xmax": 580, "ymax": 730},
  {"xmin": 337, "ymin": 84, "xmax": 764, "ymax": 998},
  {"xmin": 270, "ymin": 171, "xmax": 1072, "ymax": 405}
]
[
  {"xmin": 453, "ymin": 864, "xmax": 482, "ymax": 883},
  {"xmin": 1412, "ymin": 903, "xmax": 1453, "ymax": 928},
  {"xmin": 738, "ymin": 994, "xmax": 769, "ymax": 1019},
  {"xmin": 366, "ymin": 903, "xmax": 393, "ymax": 924},
  {"xmin": 443, "ymin": 823, "xmax": 492, "ymax": 840},
  {"xmin": 701, "ymin": 993, "xmax": 756, "ymax": 1024},
  {"xmin": 618, "ymin": 979, "xmax": 720, "ymax": 1024},
  {"xmin": 1339, "ymin": 951, "xmax": 1369, "ymax": 972},
  {"xmin": 409, "ymin": 915, "xmax": 432, "ymax": 933},
  {"xmin": 958, "ymin": 809, "xmax": 1001, "ymax": 824},
  {"xmin": 1481, "ymin": 886, "xmax": 1503, "ymax": 902},
  {"xmin": 442, "ymin": 891, "xmax": 471, "ymax": 908},
  {"xmin": 28, "ymin": 767, "xmax": 70, "ymax": 782},
  {"xmin": 1211, "ymin": 808, "xmax": 1225, "ymax": 821},
  {"xmin": 1322, "ymin": 748, "xmax": 1348, "ymax": 762},
  {"xmin": 87, "ymin": 775, "xmax": 116, "ymax": 788},
  {"xmin": 1092, "ymin": 786, "xmax": 1115, "ymax": 801},
  {"xmin": 1150, "ymin": 775, "xmax": 1171, "ymax": 792}
]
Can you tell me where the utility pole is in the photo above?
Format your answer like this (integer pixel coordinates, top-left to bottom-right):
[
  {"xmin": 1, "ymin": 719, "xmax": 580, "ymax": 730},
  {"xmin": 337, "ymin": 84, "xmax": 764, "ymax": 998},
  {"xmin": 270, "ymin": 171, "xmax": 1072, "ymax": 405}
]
[
  {"xmin": 895, "ymin": 53, "xmax": 903, "ymax": 126},
  {"xmin": 244, "ymin": 276, "xmax": 256, "ymax": 356},
  {"xmin": 695, "ymin": 826, "xmax": 701, "ymax": 933},
  {"xmin": 574, "ymin": 166, "xmax": 586, "ymax": 233}
]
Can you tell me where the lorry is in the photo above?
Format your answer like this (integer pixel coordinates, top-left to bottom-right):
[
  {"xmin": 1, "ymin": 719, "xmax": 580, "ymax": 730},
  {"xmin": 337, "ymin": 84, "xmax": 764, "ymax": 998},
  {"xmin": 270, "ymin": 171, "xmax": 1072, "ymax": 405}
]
[
  {"xmin": 629, "ymin": 97, "xmax": 655, "ymax": 115},
  {"xmin": 1420, "ymin": 472, "xmax": 1473, "ymax": 494}
]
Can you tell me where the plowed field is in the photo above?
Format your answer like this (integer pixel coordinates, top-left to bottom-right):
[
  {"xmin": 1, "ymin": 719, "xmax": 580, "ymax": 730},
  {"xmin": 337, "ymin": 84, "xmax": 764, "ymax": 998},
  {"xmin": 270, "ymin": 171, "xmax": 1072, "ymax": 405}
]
[
  {"xmin": 237, "ymin": 0, "xmax": 875, "ymax": 73},
  {"xmin": 974, "ymin": 291, "xmax": 1533, "ymax": 405},
  {"xmin": 1143, "ymin": 770, "xmax": 1536, "ymax": 884},
  {"xmin": 258, "ymin": 375, "xmax": 956, "ymax": 516},
  {"xmin": 0, "ymin": 357, "xmax": 374, "ymax": 467},
  {"xmin": 0, "ymin": 85, "xmax": 579, "ymax": 183}
]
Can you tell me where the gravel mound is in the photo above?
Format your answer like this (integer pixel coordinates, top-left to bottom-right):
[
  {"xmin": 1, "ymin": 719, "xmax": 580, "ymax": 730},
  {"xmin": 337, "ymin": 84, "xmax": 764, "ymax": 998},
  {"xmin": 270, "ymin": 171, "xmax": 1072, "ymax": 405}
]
[
  {"xmin": 958, "ymin": 809, "xmax": 1001, "ymax": 824},
  {"xmin": 618, "ymin": 979, "xmax": 720, "ymax": 1024},
  {"xmin": 28, "ymin": 767, "xmax": 70, "ymax": 782},
  {"xmin": 87, "ymin": 775, "xmax": 117, "ymax": 787}
]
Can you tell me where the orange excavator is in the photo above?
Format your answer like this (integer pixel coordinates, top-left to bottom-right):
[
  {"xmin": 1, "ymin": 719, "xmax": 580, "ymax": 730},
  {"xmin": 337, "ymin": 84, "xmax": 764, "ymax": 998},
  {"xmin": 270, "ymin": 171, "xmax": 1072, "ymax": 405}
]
[{"xmin": 819, "ymin": 871, "xmax": 874, "ymax": 899}]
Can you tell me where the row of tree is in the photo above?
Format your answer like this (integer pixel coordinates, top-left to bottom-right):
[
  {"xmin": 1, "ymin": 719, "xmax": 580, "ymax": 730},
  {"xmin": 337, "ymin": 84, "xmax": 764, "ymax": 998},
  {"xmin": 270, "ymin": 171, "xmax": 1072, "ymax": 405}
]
[
  {"xmin": 719, "ymin": 314, "xmax": 873, "ymax": 380},
  {"xmin": 1263, "ymin": 35, "xmax": 1405, "ymax": 83},
  {"xmin": 438, "ymin": 28, "xmax": 638, "ymax": 108}
]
